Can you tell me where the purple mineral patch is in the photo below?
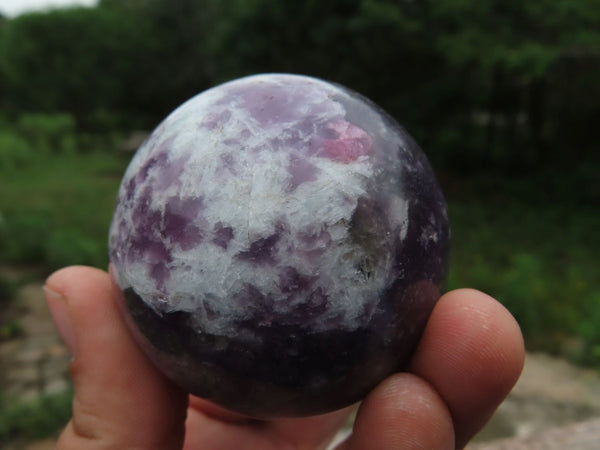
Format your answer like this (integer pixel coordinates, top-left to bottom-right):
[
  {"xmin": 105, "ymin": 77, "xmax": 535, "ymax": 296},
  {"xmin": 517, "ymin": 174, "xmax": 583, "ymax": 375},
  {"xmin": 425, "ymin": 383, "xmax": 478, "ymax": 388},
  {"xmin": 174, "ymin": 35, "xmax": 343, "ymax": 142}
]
[
  {"xmin": 278, "ymin": 266, "xmax": 316, "ymax": 294},
  {"xmin": 236, "ymin": 230, "xmax": 282, "ymax": 265},
  {"xmin": 212, "ymin": 222, "xmax": 234, "ymax": 249},
  {"xmin": 162, "ymin": 196, "xmax": 204, "ymax": 250}
]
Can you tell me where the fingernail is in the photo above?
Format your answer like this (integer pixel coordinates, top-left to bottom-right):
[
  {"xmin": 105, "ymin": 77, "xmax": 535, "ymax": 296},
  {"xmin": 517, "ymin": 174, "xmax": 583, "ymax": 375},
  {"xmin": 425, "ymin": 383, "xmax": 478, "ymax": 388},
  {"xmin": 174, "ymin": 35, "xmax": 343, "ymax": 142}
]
[{"xmin": 43, "ymin": 285, "xmax": 77, "ymax": 357}]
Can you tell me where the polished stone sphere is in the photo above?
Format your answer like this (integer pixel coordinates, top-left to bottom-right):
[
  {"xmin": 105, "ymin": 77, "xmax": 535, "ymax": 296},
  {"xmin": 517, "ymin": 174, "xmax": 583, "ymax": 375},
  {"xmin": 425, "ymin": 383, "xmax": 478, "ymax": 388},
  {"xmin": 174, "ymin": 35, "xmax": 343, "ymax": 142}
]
[{"xmin": 108, "ymin": 74, "xmax": 449, "ymax": 417}]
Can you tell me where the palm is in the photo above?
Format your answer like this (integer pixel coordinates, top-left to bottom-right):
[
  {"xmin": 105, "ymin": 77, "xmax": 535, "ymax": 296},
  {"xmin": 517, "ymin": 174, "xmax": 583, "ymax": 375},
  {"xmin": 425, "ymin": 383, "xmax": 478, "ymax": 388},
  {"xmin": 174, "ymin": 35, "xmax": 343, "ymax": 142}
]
[{"xmin": 184, "ymin": 396, "xmax": 352, "ymax": 449}]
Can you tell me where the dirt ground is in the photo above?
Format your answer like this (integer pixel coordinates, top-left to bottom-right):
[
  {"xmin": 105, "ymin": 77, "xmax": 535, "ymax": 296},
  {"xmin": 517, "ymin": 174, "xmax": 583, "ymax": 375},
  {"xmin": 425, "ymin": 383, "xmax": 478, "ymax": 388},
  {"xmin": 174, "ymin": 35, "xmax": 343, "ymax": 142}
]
[{"xmin": 466, "ymin": 352, "xmax": 600, "ymax": 449}]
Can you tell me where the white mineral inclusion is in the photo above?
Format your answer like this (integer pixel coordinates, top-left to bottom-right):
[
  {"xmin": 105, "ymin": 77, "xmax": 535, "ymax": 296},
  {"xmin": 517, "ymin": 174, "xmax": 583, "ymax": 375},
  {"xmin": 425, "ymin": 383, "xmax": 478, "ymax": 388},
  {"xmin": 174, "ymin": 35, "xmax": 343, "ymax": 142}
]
[{"xmin": 110, "ymin": 74, "xmax": 411, "ymax": 337}]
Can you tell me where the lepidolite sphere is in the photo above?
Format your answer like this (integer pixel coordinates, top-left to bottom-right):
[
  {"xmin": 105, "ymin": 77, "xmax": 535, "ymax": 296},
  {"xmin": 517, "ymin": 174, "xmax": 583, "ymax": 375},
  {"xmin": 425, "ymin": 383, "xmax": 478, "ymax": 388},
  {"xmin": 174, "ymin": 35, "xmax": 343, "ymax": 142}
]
[{"xmin": 109, "ymin": 74, "xmax": 449, "ymax": 417}]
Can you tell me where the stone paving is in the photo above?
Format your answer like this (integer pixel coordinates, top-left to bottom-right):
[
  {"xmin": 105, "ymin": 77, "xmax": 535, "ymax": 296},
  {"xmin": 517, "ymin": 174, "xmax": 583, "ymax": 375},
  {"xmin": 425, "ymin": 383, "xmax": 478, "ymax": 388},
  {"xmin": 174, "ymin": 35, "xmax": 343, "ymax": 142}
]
[
  {"xmin": 471, "ymin": 352, "xmax": 600, "ymax": 444},
  {"xmin": 0, "ymin": 283, "xmax": 71, "ymax": 403},
  {"xmin": 471, "ymin": 417, "xmax": 600, "ymax": 450},
  {"xmin": 0, "ymin": 282, "xmax": 72, "ymax": 449}
]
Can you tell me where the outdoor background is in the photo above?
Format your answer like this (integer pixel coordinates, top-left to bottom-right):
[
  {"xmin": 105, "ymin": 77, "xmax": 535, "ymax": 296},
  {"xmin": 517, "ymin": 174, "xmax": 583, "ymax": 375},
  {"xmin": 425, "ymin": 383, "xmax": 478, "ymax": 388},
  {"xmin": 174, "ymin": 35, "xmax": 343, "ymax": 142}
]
[{"xmin": 0, "ymin": 0, "xmax": 599, "ymax": 447}]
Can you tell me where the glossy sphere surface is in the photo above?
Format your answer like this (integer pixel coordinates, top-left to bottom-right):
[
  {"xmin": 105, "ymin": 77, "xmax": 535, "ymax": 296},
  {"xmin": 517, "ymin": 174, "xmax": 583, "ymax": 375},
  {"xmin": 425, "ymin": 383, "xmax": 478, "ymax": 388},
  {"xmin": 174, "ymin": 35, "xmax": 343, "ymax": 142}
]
[{"xmin": 109, "ymin": 74, "xmax": 449, "ymax": 417}]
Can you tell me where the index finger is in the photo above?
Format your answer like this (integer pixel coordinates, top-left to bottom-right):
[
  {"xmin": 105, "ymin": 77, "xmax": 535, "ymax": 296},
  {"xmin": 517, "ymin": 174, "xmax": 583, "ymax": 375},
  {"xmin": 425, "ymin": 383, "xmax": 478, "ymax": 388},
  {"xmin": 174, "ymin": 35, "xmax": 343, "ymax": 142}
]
[{"xmin": 409, "ymin": 289, "xmax": 525, "ymax": 448}]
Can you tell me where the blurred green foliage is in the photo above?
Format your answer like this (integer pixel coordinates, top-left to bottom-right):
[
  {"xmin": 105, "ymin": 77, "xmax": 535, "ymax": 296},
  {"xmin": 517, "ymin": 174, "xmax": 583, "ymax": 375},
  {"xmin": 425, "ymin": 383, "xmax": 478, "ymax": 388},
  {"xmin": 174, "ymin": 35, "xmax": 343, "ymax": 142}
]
[
  {"xmin": 0, "ymin": 274, "xmax": 17, "ymax": 306},
  {"xmin": 0, "ymin": 388, "xmax": 73, "ymax": 443},
  {"xmin": 448, "ymin": 198, "xmax": 600, "ymax": 361},
  {"xmin": 0, "ymin": 130, "xmax": 32, "ymax": 171},
  {"xmin": 0, "ymin": 118, "xmax": 124, "ymax": 269},
  {"xmin": 0, "ymin": 319, "xmax": 23, "ymax": 340},
  {"xmin": 0, "ymin": 0, "xmax": 598, "ymax": 173},
  {"xmin": 17, "ymin": 113, "xmax": 77, "ymax": 154}
]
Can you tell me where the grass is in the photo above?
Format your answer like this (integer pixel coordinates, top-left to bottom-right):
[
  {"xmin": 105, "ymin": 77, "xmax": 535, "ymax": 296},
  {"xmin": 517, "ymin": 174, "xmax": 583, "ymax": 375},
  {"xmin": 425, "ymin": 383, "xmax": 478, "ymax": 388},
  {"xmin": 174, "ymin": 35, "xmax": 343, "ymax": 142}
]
[
  {"xmin": 445, "ymin": 173, "xmax": 600, "ymax": 364},
  {"xmin": 0, "ymin": 389, "xmax": 73, "ymax": 445},
  {"xmin": 0, "ymin": 143, "xmax": 126, "ymax": 271}
]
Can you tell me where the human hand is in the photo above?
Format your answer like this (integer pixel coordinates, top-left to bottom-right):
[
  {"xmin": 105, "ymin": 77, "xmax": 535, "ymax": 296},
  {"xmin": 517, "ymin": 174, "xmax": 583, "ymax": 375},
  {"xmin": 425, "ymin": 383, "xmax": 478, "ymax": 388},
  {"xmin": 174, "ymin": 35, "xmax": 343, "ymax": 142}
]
[{"xmin": 44, "ymin": 266, "xmax": 524, "ymax": 449}]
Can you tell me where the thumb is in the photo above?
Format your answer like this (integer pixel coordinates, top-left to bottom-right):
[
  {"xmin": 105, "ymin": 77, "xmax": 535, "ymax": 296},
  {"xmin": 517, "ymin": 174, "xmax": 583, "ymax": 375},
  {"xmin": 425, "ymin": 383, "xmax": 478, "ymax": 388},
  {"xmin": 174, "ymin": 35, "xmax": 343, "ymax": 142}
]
[{"xmin": 45, "ymin": 266, "xmax": 187, "ymax": 450}]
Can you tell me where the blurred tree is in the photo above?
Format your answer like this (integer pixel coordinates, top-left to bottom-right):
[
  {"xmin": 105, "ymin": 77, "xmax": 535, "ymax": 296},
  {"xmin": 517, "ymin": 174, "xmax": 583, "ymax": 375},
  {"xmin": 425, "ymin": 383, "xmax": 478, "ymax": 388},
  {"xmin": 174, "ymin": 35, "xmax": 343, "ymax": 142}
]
[
  {"xmin": 0, "ymin": 7, "xmax": 150, "ymax": 128},
  {"xmin": 0, "ymin": 0, "xmax": 598, "ymax": 172},
  {"xmin": 1, "ymin": 1, "xmax": 213, "ymax": 129},
  {"xmin": 429, "ymin": 0, "xmax": 600, "ymax": 170},
  {"xmin": 98, "ymin": 0, "xmax": 213, "ymax": 120}
]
